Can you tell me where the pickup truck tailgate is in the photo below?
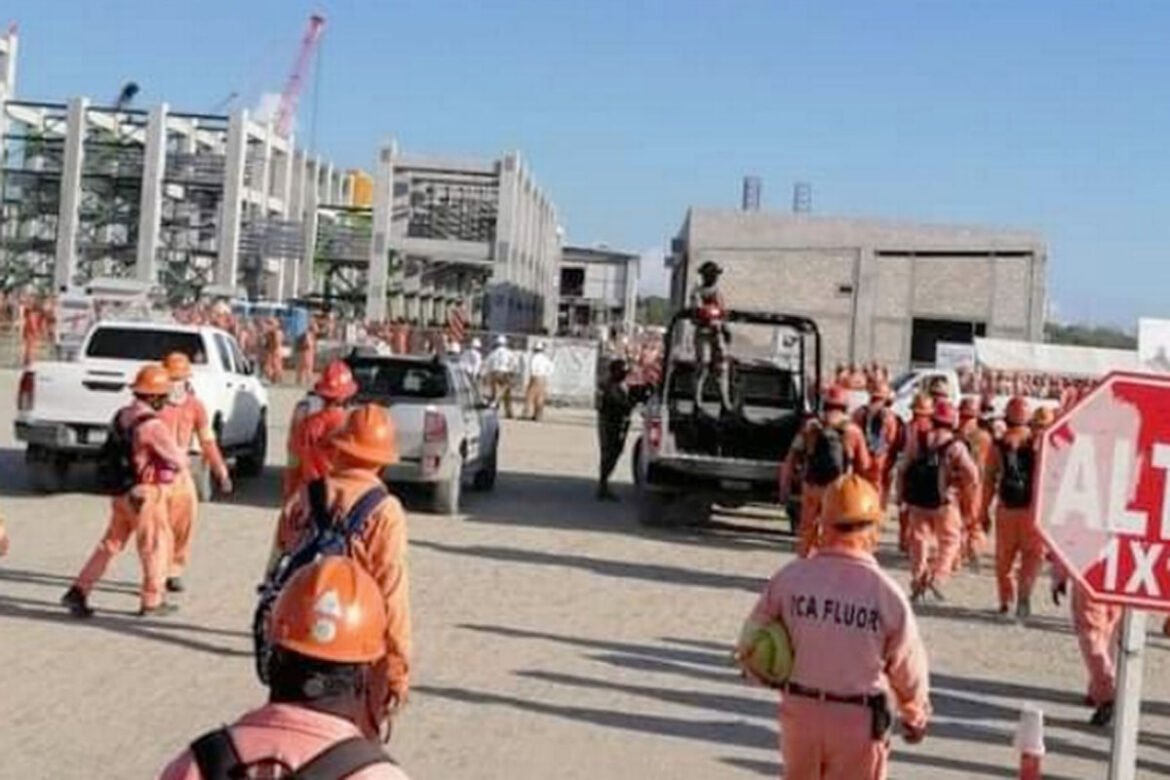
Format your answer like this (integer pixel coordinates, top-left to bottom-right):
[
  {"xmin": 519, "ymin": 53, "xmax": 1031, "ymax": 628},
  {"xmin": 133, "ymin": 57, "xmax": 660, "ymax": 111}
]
[{"xmin": 27, "ymin": 360, "xmax": 138, "ymax": 427}]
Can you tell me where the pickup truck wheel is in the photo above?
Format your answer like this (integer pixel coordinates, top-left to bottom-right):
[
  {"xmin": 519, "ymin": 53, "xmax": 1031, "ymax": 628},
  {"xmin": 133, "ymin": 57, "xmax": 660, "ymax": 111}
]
[
  {"xmin": 26, "ymin": 446, "xmax": 67, "ymax": 494},
  {"xmin": 237, "ymin": 413, "xmax": 268, "ymax": 478},
  {"xmin": 472, "ymin": 448, "xmax": 498, "ymax": 492},
  {"xmin": 433, "ymin": 463, "xmax": 462, "ymax": 516}
]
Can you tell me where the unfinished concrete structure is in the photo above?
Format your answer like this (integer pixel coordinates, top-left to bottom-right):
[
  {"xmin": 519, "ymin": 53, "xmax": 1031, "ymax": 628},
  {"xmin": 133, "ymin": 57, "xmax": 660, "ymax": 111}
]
[
  {"xmin": 668, "ymin": 209, "xmax": 1047, "ymax": 370},
  {"xmin": 557, "ymin": 245, "xmax": 638, "ymax": 338}
]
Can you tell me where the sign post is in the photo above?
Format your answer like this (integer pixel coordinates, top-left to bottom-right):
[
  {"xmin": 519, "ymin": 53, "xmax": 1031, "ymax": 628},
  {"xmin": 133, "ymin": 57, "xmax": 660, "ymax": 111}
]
[{"xmin": 1035, "ymin": 371, "xmax": 1170, "ymax": 780}]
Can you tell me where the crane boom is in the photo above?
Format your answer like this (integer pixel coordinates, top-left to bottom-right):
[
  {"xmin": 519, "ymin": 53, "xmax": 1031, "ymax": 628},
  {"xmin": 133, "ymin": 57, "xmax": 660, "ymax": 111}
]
[{"xmin": 275, "ymin": 13, "xmax": 326, "ymax": 137}]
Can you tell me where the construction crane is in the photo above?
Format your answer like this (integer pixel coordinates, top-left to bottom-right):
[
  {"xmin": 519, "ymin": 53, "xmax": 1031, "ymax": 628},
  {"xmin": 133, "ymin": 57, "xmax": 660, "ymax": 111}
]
[{"xmin": 275, "ymin": 13, "xmax": 326, "ymax": 137}]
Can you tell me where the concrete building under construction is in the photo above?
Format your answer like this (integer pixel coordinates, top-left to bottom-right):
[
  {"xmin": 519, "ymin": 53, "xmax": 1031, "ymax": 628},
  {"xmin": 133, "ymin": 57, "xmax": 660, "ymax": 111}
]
[
  {"xmin": 0, "ymin": 27, "xmax": 561, "ymax": 333},
  {"xmin": 668, "ymin": 208, "xmax": 1047, "ymax": 370}
]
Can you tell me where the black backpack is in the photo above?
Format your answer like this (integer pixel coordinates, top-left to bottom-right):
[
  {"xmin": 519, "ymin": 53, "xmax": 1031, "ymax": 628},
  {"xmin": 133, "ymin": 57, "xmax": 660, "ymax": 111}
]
[
  {"xmin": 865, "ymin": 410, "xmax": 888, "ymax": 457},
  {"xmin": 96, "ymin": 411, "xmax": 153, "ymax": 495},
  {"xmin": 998, "ymin": 441, "xmax": 1036, "ymax": 509},
  {"xmin": 805, "ymin": 424, "xmax": 847, "ymax": 487},
  {"xmin": 252, "ymin": 479, "xmax": 388, "ymax": 685},
  {"xmin": 191, "ymin": 726, "xmax": 395, "ymax": 780},
  {"xmin": 904, "ymin": 435, "xmax": 954, "ymax": 510}
]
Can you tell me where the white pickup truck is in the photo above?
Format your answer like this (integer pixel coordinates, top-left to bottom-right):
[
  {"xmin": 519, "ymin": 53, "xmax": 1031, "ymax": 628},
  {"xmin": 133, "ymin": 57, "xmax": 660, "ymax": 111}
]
[
  {"xmin": 344, "ymin": 351, "xmax": 500, "ymax": 516},
  {"xmin": 15, "ymin": 321, "xmax": 270, "ymax": 495}
]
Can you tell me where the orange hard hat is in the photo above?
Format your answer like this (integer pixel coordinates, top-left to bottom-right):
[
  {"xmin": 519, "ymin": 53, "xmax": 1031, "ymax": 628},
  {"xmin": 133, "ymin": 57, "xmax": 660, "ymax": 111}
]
[
  {"xmin": 270, "ymin": 557, "xmax": 388, "ymax": 664},
  {"xmin": 823, "ymin": 386, "xmax": 850, "ymax": 411},
  {"xmin": 1005, "ymin": 396, "xmax": 1030, "ymax": 426},
  {"xmin": 1032, "ymin": 406, "xmax": 1056, "ymax": 430},
  {"xmin": 162, "ymin": 351, "xmax": 192, "ymax": 380},
  {"xmin": 868, "ymin": 381, "xmax": 891, "ymax": 401},
  {"xmin": 932, "ymin": 400, "xmax": 958, "ymax": 429},
  {"xmin": 314, "ymin": 360, "xmax": 358, "ymax": 402},
  {"xmin": 330, "ymin": 403, "xmax": 399, "ymax": 466},
  {"xmin": 822, "ymin": 474, "xmax": 884, "ymax": 526},
  {"xmin": 911, "ymin": 393, "xmax": 934, "ymax": 417},
  {"xmin": 958, "ymin": 397, "xmax": 979, "ymax": 420},
  {"xmin": 131, "ymin": 365, "xmax": 171, "ymax": 396}
]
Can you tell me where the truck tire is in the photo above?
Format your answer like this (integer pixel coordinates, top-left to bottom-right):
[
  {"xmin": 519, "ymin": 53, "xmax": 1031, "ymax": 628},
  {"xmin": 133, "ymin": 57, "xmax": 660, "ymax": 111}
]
[
  {"xmin": 631, "ymin": 437, "xmax": 644, "ymax": 486},
  {"xmin": 433, "ymin": 463, "xmax": 462, "ymax": 516},
  {"xmin": 26, "ymin": 446, "xmax": 67, "ymax": 494},
  {"xmin": 237, "ymin": 412, "xmax": 268, "ymax": 478},
  {"xmin": 472, "ymin": 450, "xmax": 498, "ymax": 492}
]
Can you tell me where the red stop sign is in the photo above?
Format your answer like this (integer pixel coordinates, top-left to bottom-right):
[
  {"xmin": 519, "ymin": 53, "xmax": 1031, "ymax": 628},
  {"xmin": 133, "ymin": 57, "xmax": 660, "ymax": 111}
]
[{"xmin": 1036, "ymin": 372, "xmax": 1170, "ymax": 608}]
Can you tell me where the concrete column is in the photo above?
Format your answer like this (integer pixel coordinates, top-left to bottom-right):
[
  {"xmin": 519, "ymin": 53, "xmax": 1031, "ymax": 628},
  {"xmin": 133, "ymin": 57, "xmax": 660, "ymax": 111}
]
[
  {"xmin": 53, "ymin": 97, "xmax": 87, "ymax": 292},
  {"xmin": 365, "ymin": 143, "xmax": 396, "ymax": 321},
  {"xmin": 491, "ymin": 153, "xmax": 521, "ymax": 331},
  {"xmin": 135, "ymin": 103, "xmax": 168, "ymax": 285},
  {"xmin": 851, "ymin": 247, "xmax": 878, "ymax": 365},
  {"xmin": 217, "ymin": 109, "xmax": 249, "ymax": 288}
]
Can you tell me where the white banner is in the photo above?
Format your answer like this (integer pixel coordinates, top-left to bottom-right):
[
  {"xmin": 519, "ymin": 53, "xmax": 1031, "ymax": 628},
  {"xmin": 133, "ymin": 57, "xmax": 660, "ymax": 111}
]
[
  {"xmin": 974, "ymin": 337, "xmax": 1137, "ymax": 378},
  {"xmin": 935, "ymin": 341, "xmax": 976, "ymax": 370}
]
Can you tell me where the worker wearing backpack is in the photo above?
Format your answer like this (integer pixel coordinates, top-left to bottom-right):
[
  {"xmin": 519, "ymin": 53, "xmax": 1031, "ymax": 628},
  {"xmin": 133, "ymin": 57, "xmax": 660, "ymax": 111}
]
[
  {"xmin": 853, "ymin": 380, "xmax": 899, "ymax": 507},
  {"xmin": 273, "ymin": 404, "xmax": 411, "ymax": 739},
  {"xmin": 987, "ymin": 397, "xmax": 1043, "ymax": 619},
  {"xmin": 284, "ymin": 360, "xmax": 359, "ymax": 503},
  {"xmin": 160, "ymin": 558, "xmax": 410, "ymax": 779},
  {"xmin": 781, "ymin": 386, "xmax": 871, "ymax": 557},
  {"xmin": 958, "ymin": 398, "xmax": 994, "ymax": 571},
  {"xmin": 63, "ymin": 365, "xmax": 187, "ymax": 617},
  {"xmin": 160, "ymin": 352, "xmax": 233, "ymax": 594},
  {"xmin": 900, "ymin": 400, "xmax": 980, "ymax": 603},
  {"xmin": 895, "ymin": 394, "xmax": 935, "ymax": 555},
  {"xmin": 740, "ymin": 475, "xmax": 931, "ymax": 779}
]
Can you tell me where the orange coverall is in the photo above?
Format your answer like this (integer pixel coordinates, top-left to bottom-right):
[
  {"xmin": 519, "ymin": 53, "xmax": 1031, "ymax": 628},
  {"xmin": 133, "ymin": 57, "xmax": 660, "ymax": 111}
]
[
  {"xmin": 265, "ymin": 324, "xmax": 285, "ymax": 384},
  {"xmin": 73, "ymin": 402, "xmax": 186, "ymax": 610},
  {"xmin": 275, "ymin": 467, "xmax": 413, "ymax": 735},
  {"xmin": 283, "ymin": 399, "xmax": 350, "ymax": 502},
  {"xmin": 160, "ymin": 392, "xmax": 229, "ymax": 579},
  {"xmin": 901, "ymin": 429, "xmax": 980, "ymax": 591},
  {"xmin": 781, "ymin": 416, "xmax": 871, "ymax": 557},
  {"xmin": 853, "ymin": 404, "xmax": 899, "ymax": 506},
  {"xmin": 959, "ymin": 418, "xmax": 995, "ymax": 566},
  {"xmin": 20, "ymin": 304, "xmax": 42, "ymax": 366},
  {"xmin": 897, "ymin": 417, "xmax": 933, "ymax": 553},
  {"xmin": 295, "ymin": 327, "xmax": 317, "ymax": 386},
  {"xmin": 746, "ymin": 538, "xmax": 930, "ymax": 779},
  {"xmin": 987, "ymin": 427, "xmax": 1045, "ymax": 610}
]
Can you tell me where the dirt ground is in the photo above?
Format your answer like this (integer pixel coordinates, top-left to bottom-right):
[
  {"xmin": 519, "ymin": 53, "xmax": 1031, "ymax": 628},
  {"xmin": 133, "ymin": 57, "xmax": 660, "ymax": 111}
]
[{"xmin": 2, "ymin": 373, "xmax": 1170, "ymax": 779}]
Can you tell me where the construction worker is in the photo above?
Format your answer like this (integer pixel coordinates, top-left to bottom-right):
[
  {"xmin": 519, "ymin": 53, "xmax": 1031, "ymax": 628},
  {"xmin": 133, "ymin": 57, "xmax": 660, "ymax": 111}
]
[
  {"xmin": 160, "ymin": 352, "xmax": 233, "ymax": 593},
  {"xmin": 853, "ymin": 381, "xmax": 898, "ymax": 507},
  {"xmin": 460, "ymin": 337, "xmax": 484, "ymax": 386},
  {"xmin": 985, "ymin": 398, "xmax": 1045, "ymax": 619},
  {"xmin": 159, "ymin": 558, "xmax": 409, "ymax": 779},
  {"xmin": 484, "ymin": 335, "xmax": 517, "ymax": 419},
  {"xmin": 525, "ymin": 341, "xmax": 555, "ymax": 422},
  {"xmin": 895, "ymin": 394, "xmax": 935, "ymax": 554},
  {"xmin": 958, "ymin": 397, "xmax": 994, "ymax": 570},
  {"xmin": 62, "ymin": 365, "xmax": 186, "ymax": 617},
  {"xmin": 295, "ymin": 320, "xmax": 317, "ymax": 386},
  {"xmin": 739, "ymin": 475, "xmax": 930, "ymax": 779},
  {"xmin": 1051, "ymin": 562, "xmax": 1122, "ymax": 728},
  {"xmin": 284, "ymin": 360, "xmax": 359, "ymax": 503},
  {"xmin": 264, "ymin": 318, "xmax": 285, "ymax": 385},
  {"xmin": 781, "ymin": 386, "xmax": 871, "ymax": 557},
  {"xmin": 901, "ymin": 400, "xmax": 980, "ymax": 603},
  {"xmin": 275, "ymin": 405, "xmax": 412, "ymax": 737},
  {"xmin": 20, "ymin": 294, "xmax": 43, "ymax": 367}
]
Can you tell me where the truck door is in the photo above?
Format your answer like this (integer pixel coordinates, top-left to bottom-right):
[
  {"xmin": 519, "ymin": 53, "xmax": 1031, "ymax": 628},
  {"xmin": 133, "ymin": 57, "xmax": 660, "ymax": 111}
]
[
  {"xmin": 454, "ymin": 371, "xmax": 482, "ymax": 465},
  {"xmin": 212, "ymin": 333, "xmax": 246, "ymax": 445},
  {"xmin": 226, "ymin": 335, "xmax": 264, "ymax": 444}
]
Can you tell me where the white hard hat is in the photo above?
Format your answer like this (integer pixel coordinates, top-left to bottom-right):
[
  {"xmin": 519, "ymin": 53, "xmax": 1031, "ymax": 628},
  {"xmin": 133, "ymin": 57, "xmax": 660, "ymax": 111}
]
[
  {"xmin": 496, "ymin": 335, "xmax": 507, "ymax": 347},
  {"xmin": 534, "ymin": 341, "xmax": 545, "ymax": 351},
  {"xmin": 471, "ymin": 337, "xmax": 482, "ymax": 349}
]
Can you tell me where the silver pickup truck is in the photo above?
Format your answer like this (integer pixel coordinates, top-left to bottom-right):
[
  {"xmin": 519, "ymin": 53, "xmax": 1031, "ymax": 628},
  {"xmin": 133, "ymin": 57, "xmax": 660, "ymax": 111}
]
[{"xmin": 346, "ymin": 352, "xmax": 500, "ymax": 516}]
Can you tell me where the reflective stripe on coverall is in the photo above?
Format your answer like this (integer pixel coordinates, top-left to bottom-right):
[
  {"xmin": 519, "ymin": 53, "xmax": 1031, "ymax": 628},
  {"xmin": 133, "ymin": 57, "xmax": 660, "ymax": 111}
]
[
  {"xmin": 74, "ymin": 402, "xmax": 186, "ymax": 609},
  {"xmin": 987, "ymin": 427, "xmax": 1044, "ymax": 609},
  {"xmin": 747, "ymin": 544, "xmax": 930, "ymax": 780},
  {"xmin": 157, "ymin": 703, "xmax": 410, "ymax": 780},
  {"xmin": 902, "ymin": 430, "xmax": 980, "ymax": 589},
  {"xmin": 276, "ymin": 468, "xmax": 412, "ymax": 736},
  {"xmin": 160, "ymin": 393, "xmax": 228, "ymax": 578}
]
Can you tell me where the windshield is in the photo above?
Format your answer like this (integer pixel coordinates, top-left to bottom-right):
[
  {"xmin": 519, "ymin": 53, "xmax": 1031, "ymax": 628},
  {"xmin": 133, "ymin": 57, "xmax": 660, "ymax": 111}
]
[
  {"xmin": 348, "ymin": 358, "xmax": 452, "ymax": 401},
  {"xmin": 85, "ymin": 328, "xmax": 208, "ymax": 363}
]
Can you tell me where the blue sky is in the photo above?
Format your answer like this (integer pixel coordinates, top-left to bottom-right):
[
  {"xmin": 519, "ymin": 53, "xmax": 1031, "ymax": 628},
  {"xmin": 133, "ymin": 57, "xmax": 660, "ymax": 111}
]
[{"xmin": 6, "ymin": 1, "xmax": 1167, "ymax": 324}]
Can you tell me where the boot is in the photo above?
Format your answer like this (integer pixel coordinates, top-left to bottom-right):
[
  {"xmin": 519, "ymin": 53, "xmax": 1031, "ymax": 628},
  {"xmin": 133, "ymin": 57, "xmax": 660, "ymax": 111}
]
[
  {"xmin": 61, "ymin": 586, "xmax": 94, "ymax": 619},
  {"xmin": 138, "ymin": 603, "xmax": 179, "ymax": 618},
  {"xmin": 1090, "ymin": 701, "xmax": 1115, "ymax": 728},
  {"xmin": 1016, "ymin": 597, "xmax": 1032, "ymax": 621},
  {"xmin": 927, "ymin": 581, "xmax": 947, "ymax": 603},
  {"xmin": 909, "ymin": 578, "xmax": 928, "ymax": 605},
  {"xmin": 165, "ymin": 577, "xmax": 185, "ymax": 593}
]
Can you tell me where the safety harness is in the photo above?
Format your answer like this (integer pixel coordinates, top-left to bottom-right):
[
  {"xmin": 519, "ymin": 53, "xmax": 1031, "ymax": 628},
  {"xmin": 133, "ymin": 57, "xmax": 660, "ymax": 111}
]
[{"xmin": 190, "ymin": 726, "xmax": 395, "ymax": 779}]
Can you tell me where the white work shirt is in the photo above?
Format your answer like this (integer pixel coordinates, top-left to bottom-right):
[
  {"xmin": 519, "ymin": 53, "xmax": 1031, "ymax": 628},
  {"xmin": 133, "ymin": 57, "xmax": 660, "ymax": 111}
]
[
  {"xmin": 485, "ymin": 346, "xmax": 516, "ymax": 374},
  {"xmin": 529, "ymin": 352, "xmax": 555, "ymax": 379},
  {"xmin": 461, "ymin": 349, "xmax": 483, "ymax": 377}
]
